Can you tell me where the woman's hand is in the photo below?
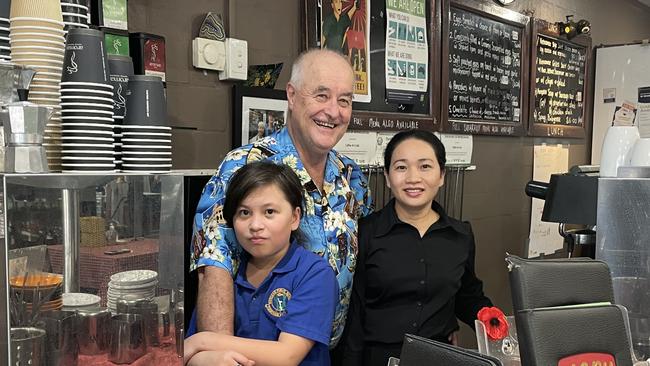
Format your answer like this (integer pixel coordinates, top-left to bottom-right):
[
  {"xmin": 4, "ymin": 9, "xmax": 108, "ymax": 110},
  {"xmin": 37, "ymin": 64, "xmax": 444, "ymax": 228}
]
[{"xmin": 186, "ymin": 350, "xmax": 255, "ymax": 366}]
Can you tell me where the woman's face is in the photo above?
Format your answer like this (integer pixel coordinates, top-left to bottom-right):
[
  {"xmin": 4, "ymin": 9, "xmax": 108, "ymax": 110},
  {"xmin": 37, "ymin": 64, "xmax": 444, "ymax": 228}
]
[
  {"xmin": 386, "ymin": 138, "xmax": 445, "ymax": 213},
  {"xmin": 233, "ymin": 184, "xmax": 301, "ymax": 263}
]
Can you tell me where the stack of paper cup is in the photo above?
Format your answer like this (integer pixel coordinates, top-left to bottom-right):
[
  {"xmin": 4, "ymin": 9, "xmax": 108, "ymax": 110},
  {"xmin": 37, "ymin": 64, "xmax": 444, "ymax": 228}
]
[
  {"xmin": 60, "ymin": 28, "xmax": 116, "ymax": 173},
  {"xmin": 0, "ymin": 1, "xmax": 10, "ymax": 61},
  {"xmin": 61, "ymin": 0, "xmax": 89, "ymax": 32},
  {"xmin": 9, "ymin": 0, "xmax": 65, "ymax": 171}
]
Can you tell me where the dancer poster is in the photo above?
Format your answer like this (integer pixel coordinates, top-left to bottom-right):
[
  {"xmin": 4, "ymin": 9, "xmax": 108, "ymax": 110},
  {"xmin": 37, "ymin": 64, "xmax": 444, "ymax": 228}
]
[{"xmin": 321, "ymin": 0, "xmax": 372, "ymax": 103}]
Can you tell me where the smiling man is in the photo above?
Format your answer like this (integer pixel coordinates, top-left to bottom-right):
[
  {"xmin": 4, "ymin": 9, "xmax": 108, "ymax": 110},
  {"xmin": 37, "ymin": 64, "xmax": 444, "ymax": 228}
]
[{"xmin": 188, "ymin": 48, "xmax": 373, "ymax": 365}]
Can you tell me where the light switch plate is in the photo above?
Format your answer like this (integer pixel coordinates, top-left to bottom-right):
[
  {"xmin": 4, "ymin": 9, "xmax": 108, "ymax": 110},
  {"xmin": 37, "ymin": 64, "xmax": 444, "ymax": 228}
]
[
  {"xmin": 219, "ymin": 38, "xmax": 248, "ymax": 80},
  {"xmin": 192, "ymin": 37, "xmax": 226, "ymax": 71}
]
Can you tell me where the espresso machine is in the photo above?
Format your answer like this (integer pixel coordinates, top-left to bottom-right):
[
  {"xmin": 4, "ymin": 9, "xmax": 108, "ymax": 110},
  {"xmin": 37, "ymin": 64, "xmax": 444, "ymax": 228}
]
[
  {"xmin": 525, "ymin": 165, "xmax": 599, "ymax": 258},
  {"xmin": 0, "ymin": 61, "xmax": 51, "ymax": 173}
]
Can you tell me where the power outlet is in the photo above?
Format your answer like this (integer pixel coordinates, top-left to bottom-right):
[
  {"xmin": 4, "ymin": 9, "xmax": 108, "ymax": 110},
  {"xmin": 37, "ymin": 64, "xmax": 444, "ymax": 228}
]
[
  {"xmin": 219, "ymin": 38, "xmax": 248, "ymax": 81},
  {"xmin": 192, "ymin": 37, "xmax": 226, "ymax": 71}
]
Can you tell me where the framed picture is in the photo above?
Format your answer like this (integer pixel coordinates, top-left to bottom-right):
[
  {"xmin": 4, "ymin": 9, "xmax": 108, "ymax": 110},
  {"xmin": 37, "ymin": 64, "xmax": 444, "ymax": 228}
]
[
  {"xmin": 302, "ymin": 0, "xmax": 441, "ymax": 132},
  {"xmin": 232, "ymin": 85, "xmax": 288, "ymax": 148}
]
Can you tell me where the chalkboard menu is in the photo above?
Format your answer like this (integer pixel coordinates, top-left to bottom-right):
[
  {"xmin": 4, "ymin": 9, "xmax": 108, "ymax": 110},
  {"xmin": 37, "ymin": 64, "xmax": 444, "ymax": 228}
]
[
  {"xmin": 528, "ymin": 19, "xmax": 591, "ymax": 138},
  {"xmin": 441, "ymin": 0, "xmax": 529, "ymax": 136}
]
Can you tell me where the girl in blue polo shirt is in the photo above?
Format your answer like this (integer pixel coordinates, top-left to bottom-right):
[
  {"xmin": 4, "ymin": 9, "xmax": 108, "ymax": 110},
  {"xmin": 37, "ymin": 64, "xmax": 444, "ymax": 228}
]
[{"xmin": 184, "ymin": 161, "xmax": 338, "ymax": 366}]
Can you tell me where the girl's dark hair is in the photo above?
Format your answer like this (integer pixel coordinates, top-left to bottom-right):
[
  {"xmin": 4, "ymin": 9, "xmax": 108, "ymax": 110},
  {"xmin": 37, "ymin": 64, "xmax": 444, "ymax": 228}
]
[
  {"xmin": 383, "ymin": 130, "xmax": 446, "ymax": 172},
  {"xmin": 223, "ymin": 161, "xmax": 304, "ymax": 229}
]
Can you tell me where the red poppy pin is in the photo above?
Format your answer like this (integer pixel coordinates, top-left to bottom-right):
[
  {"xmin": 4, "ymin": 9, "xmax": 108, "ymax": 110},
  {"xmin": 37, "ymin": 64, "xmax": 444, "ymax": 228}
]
[{"xmin": 477, "ymin": 306, "xmax": 509, "ymax": 341}]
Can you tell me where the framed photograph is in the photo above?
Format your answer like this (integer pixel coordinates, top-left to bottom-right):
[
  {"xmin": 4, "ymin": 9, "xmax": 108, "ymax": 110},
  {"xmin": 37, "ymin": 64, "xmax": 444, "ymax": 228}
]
[{"xmin": 232, "ymin": 85, "xmax": 288, "ymax": 148}]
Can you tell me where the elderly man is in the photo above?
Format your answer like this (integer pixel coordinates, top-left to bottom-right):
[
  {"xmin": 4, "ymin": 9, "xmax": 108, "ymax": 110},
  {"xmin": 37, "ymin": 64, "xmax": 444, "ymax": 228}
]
[{"xmin": 188, "ymin": 48, "xmax": 372, "ymax": 365}]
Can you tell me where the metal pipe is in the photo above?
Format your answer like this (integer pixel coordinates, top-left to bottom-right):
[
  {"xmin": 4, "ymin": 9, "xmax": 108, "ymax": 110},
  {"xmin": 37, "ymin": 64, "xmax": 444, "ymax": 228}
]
[{"xmin": 62, "ymin": 188, "xmax": 79, "ymax": 293}]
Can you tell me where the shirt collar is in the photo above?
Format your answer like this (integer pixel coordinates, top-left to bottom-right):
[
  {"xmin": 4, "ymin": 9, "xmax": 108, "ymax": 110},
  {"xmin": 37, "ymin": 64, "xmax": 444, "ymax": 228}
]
[
  {"xmin": 235, "ymin": 240, "xmax": 301, "ymax": 287},
  {"xmin": 373, "ymin": 198, "xmax": 469, "ymax": 237},
  {"xmin": 274, "ymin": 127, "xmax": 346, "ymax": 185}
]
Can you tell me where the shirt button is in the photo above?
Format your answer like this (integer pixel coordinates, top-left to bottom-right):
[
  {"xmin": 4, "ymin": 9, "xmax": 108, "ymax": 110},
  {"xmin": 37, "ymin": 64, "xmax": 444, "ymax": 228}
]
[
  {"xmin": 252, "ymin": 296, "xmax": 257, "ymax": 301},
  {"xmin": 419, "ymin": 258, "xmax": 425, "ymax": 263},
  {"xmin": 419, "ymin": 280, "xmax": 425, "ymax": 285},
  {"xmin": 412, "ymin": 322, "xmax": 418, "ymax": 327},
  {"xmin": 417, "ymin": 302, "xmax": 422, "ymax": 307}
]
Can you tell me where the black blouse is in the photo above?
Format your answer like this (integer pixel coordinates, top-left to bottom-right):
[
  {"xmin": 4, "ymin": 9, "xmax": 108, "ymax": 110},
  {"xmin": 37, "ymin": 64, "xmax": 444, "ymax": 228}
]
[{"xmin": 342, "ymin": 199, "xmax": 492, "ymax": 364}]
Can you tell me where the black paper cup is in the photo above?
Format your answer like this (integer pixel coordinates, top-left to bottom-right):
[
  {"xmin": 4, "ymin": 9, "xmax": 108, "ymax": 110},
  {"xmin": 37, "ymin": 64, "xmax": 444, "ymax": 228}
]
[
  {"xmin": 121, "ymin": 145, "xmax": 171, "ymax": 153},
  {"xmin": 121, "ymin": 138, "xmax": 170, "ymax": 146},
  {"xmin": 121, "ymin": 151, "xmax": 171, "ymax": 160},
  {"xmin": 61, "ymin": 124, "xmax": 113, "ymax": 133},
  {"xmin": 62, "ymin": 129, "xmax": 113, "ymax": 137},
  {"xmin": 60, "ymin": 81, "xmax": 113, "ymax": 90},
  {"xmin": 61, "ymin": 143, "xmax": 114, "ymax": 151},
  {"xmin": 60, "ymin": 88, "xmax": 113, "ymax": 98},
  {"xmin": 61, "ymin": 150, "xmax": 115, "ymax": 157},
  {"xmin": 60, "ymin": 102, "xmax": 114, "ymax": 112},
  {"xmin": 61, "ymin": 109, "xmax": 114, "ymax": 118},
  {"xmin": 119, "ymin": 125, "xmax": 171, "ymax": 134},
  {"xmin": 121, "ymin": 131, "xmax": 171, "ymax": 140},
  {"xmin": 108, "ymin": 55, "xmax": 134, "ymax": 119},
  {"xmin": 62, "ymin": 28, "xmax": 108, "ymax": 83},
  {"xmin": 124, "ymin": 75, "xmax": 167, "ymax": 126},
  {"xmin": 60, "ymin": 4, "xmax": 89, "ymax": 15},
  {"xmin": 61, "ymin": 136, "xmax": 114, "ymax": 144},
  {"xmin": 60, "ymin": 116, "xmax": 114, "ymax": 124}
]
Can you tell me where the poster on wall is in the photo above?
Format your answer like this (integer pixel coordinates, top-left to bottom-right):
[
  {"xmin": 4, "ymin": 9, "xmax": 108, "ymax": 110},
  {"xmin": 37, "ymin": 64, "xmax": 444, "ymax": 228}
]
[
  {"xmin": 385, "ymin": 0, "xmax": 428, "ymax": 104},
  {"xmin": 320, "ymin": 0, "xmax": 371, "ymax": 102}
]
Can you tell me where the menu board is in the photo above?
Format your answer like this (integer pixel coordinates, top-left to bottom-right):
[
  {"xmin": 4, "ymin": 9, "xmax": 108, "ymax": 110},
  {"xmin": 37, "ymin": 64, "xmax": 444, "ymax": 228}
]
[
  {"xmin": 442, "ymin": 1, "xmax": 529, "ymax": 136},
  {"xmin": 528, "ymin": 20, "xmax": 590, "ymax": 138}
]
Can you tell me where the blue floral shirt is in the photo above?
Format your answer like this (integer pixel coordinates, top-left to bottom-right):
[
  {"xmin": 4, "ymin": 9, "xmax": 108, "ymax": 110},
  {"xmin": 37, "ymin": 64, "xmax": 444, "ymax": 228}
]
[{"xmin": 189, "ymin": 127, "xmax": 373, "ymax": 346}]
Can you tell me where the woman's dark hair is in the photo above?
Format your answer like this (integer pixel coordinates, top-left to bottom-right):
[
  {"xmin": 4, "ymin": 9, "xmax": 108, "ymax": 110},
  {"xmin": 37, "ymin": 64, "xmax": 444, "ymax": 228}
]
[
  {"xmin": 383, "ymin": 130, "xmax": 446, "ymax": 172},
  {"xmin": 223, "ymin": 161, "xmax": 304, "ymax": 229}
]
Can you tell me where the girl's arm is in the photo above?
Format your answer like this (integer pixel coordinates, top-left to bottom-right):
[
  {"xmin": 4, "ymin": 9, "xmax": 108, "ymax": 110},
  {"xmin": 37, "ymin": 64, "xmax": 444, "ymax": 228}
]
[
  {"xmin": 185, "ymin": 331, "xmax": 313, "ymax": 366},
  {"xmin": 186, "ymin": 350, "xmax": 255, "ymax": 366}
]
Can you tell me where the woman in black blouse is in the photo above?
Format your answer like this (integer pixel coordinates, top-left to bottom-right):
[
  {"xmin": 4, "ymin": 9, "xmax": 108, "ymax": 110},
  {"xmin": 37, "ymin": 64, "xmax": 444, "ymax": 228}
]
[{"xmin": 341, "ymin": 130, "xmax": 492, "ymax": 366}]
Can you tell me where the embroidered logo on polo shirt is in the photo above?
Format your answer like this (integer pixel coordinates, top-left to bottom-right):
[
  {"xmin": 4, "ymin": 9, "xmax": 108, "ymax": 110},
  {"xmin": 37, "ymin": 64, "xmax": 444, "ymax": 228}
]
[{"xmin": 265, "ymin": 288, "xmax": 291, "ymax": 317}]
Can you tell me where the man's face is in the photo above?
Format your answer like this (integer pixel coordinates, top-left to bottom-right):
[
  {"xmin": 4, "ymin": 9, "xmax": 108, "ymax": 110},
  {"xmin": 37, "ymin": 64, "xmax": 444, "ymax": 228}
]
[
  {"xmin": 332, "ymin": 0, "xmax": 343, "ymax": 17},
  {"xmin": 286, "ymin": 53, "xmax": 354, "ymax": 158}
]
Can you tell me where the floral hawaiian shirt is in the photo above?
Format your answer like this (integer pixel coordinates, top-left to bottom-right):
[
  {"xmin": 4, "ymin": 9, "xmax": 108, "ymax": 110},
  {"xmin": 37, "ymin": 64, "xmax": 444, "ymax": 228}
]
[{"xmin": 189, "ymin": 127, "xmax": 373, "ymax": 346}]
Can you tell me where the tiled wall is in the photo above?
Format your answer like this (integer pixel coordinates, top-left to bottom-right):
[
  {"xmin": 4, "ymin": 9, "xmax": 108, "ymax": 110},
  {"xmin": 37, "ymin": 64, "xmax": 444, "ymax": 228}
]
[{"xmin": 128, "ymin": 0, "xmax": 650, "ymax": 347}]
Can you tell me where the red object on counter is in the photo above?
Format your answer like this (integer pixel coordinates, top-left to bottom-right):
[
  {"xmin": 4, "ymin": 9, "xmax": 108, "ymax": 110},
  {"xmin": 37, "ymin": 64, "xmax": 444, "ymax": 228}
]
[
  {"xmin": 477, "ymin": 306, "xmax": 510, "ymax": 341},
  {"xmin": 47, "ymin": 239, "xmax": 159, "ymax": 306}
]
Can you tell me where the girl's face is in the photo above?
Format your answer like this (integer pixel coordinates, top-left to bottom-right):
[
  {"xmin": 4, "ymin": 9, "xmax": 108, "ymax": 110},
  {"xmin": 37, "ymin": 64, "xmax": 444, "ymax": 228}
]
[
  {"xmin": 386, "ymin": 138, "xmax": 445, "ymax": 213},
  {"xmin": 233, "ymin": 183, "xmax": 301, "ymax": 263}
]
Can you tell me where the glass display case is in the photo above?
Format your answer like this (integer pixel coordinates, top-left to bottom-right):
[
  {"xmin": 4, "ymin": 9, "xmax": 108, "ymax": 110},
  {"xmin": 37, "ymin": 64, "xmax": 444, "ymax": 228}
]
[{"xmin": 0, "ymin": 173, "xmax": 192, "ymax": 365}]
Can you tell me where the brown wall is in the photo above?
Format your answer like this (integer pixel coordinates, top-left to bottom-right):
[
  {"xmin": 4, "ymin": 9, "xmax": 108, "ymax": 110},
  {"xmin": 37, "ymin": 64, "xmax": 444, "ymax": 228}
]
[{"xmin": 128, "ymin": 0, "xmax": 650, "ymax": 347}]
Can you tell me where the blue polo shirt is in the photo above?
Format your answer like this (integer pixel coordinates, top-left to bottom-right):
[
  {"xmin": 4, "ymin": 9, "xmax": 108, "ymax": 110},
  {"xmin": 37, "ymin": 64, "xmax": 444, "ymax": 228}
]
[
  {"xmin": 186, "ymin": 241, "xmax": 338, "ymax": 366},
  {"xmin": 235, "ymin": 242, "xmax": 338, "ymax": 366}
]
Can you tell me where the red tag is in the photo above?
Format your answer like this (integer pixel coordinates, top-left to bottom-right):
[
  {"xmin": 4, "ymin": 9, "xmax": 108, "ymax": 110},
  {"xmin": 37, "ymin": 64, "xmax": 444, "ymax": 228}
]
[
  {"xmin": 558, "ymin": 353, "xmax": 616, "ymax": 366},
  {"xmin": 144, "ymin": 38, "xmax": 166, "ymax": 74}
]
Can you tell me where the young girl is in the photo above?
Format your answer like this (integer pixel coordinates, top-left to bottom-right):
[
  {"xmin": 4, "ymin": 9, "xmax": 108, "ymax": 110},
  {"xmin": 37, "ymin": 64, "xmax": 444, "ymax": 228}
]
[{"xmin": 184, "ymin": 161, "xmax": 339, "ymax": 366}]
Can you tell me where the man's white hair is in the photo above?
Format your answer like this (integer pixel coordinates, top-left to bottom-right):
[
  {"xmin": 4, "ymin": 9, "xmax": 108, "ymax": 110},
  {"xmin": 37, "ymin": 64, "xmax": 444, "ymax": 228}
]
[{"xmin": 288, "ymin": 48, "xmax": 351, "ymax": 89}]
